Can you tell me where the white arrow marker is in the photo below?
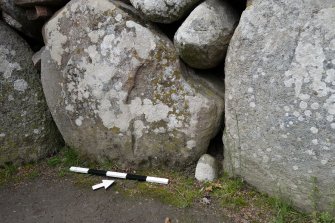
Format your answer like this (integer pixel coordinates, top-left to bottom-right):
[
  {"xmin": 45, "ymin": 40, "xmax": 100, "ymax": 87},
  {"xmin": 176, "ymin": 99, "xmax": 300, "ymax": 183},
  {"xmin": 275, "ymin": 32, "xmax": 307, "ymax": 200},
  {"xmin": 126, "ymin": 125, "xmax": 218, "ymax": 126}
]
[{"xmin": 92, "ymin": 180, "xmax": 115, "ymax": 191}]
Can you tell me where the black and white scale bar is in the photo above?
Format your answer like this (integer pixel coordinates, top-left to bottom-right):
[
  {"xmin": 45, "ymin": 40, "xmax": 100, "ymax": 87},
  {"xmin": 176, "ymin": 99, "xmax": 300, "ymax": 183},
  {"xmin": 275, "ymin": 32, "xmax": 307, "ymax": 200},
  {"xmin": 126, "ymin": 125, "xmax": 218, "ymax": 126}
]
[{"xmin": 69, "ymin": 166, "xmax": 169, "ymax": 185}]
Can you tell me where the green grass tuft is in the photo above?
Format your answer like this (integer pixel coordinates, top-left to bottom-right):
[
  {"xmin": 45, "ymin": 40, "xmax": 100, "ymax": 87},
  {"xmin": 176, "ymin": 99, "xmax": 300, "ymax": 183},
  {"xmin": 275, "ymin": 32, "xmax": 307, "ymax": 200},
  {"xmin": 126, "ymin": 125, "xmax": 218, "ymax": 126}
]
[
  {"xmin": 0, "ymin": 163, "xmax": 40, "ymax": 186},
  {"xmin": 47, "ymin": 157, "xmax": 62, "ymax": 167},
  {"xmin": 122, "ymin": 170, "xmax": 201, "ymax": 208},
  {"xmin": 3, "ymin": 163, "xmax": 18, "ymax": 177},
  {"xmin": 211, "ymin": 175, "xmax": 248, "ymax": 209},
  {"xmin": 0, "ymin": 163, "xmax": 18, "ymax": 186},
  {"xmin": 317, "ymin": 212, "xmax": 335, "ymax": 223},
  {"xmin": 45, "ymin": 146, "xmax": 89, "ymax": 177}
]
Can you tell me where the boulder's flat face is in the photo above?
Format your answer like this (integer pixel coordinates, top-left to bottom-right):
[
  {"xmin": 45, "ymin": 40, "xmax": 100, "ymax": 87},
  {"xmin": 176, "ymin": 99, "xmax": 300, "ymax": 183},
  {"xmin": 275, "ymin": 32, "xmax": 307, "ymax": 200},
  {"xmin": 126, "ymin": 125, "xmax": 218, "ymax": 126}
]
[
  {"xmin": 42, "ymin": 0, "xmax": 224, "ymax": 168},
  {"xmin": 129, "ymin": 0, "xmax": 201, "ymax": 23},
  {"xmin": 224, "ymin": 0, "xmax": 335, "ymax": 213},
  {"xmin": 0, "ymin": 21, "xmax": 62, "ymax": 165},
  {"xmin": 174, "ymin": 0, "xmax": 238, "ymax": 69}
]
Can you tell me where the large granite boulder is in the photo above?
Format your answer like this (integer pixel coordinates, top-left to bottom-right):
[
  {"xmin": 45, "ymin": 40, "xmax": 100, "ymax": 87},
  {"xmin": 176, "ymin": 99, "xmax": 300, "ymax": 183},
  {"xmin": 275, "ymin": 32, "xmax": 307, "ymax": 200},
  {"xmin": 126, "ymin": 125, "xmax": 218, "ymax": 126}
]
[
  {"xmin": 0, "ymin": 21, "xmax": 62, "ymax": 166},
  {"xmin": 174, "ymin": 0, "xmax": 239, "ymax": 69},
  {"xmin": 41, "ymin": 0, "xmax": 224, "ymax": 168},
  {"xmin": 224, "ymin": 0, "xmax": 335, "ymax": 213},
  {"xmin": 129, "ymin": 0, "xmax": 201, "ymax": 23}
]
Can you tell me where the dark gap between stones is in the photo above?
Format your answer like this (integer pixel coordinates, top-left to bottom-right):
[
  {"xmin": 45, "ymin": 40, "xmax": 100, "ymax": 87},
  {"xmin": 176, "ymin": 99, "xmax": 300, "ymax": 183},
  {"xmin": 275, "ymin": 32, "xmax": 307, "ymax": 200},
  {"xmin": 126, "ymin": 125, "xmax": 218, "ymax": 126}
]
[{"xmin": 226, "ymin": 0, "xmax": 247, "ymax": 14}]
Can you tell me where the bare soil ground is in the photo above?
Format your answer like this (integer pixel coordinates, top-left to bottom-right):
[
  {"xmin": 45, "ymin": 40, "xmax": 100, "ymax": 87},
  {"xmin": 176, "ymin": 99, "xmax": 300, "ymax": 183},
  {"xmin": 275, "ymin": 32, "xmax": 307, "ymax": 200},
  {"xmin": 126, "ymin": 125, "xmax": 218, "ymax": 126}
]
[
  {"xmin": 1, "ymin": 147, "xmax": 328, "ymax": 223},
  {"xmin": 0, "ymin": 175, "xmax": 231, "ymax": 223}
]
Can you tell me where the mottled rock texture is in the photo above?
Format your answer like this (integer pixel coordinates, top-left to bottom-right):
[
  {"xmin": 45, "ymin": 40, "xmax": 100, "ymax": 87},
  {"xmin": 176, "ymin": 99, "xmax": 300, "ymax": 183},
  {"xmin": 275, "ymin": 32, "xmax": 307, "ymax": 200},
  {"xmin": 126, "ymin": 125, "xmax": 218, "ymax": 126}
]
[
  {"xmin": 41, "ymin": 0, "xmax": 224, "ymax": 168},
  {"xmin": 195, "ymin": 154, "xmax": 218, "ymax": 182},
  {"xmin": 129, "ymin": 0, "xmax": 201, "ymax": 23},
  {"xmin": 0, "ymin": 21, "xmax": 62, "ymax": 166},
  {"xmin": 224, "ymin": 0, "xmax": 335, "ymax": 213},
  {"xmin": 174, "ymin": 0, "xmax": 238, "ymax": 69}
]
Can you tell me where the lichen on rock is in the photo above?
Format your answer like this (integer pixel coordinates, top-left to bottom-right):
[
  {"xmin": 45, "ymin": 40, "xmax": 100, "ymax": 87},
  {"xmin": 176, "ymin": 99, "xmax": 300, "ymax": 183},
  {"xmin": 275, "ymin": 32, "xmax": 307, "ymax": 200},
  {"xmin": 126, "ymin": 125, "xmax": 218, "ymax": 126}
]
[
  {"xmin": 129, "ymin": 0, "xmax": 201, "ymax": 23},
  {"xmin": 224, "ymin": 0, "xmax": 335, "ymax": 213},
  {"xmin": 0, "ymin": 21, "xmax": 63, "ymax": 166},
  {"xmin": 174, "ymin": 0, "xmax": 239, "ymax": 69},
  {"xmin": 41, "ymin": 0, "xmax": 224, "ymax": 168}
]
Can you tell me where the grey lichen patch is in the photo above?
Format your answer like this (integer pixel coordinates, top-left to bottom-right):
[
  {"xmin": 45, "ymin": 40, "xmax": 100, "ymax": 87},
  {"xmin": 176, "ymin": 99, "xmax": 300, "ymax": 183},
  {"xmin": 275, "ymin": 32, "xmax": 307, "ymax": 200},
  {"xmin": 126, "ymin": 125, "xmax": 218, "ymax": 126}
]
[
  {"xmin": 129, "ymin": 0, "xmax": 202, "ymax": 23},
  {"xmin": 0, "ymin": 45, "xmax": 21, "ymax": 79},
  {"xmin": 283, "ymin": 9, "xmax": 335, "ymax": 128},
  {"xmin": 13, "ymin": 79, "xmax": 28, "ymax": 92}
]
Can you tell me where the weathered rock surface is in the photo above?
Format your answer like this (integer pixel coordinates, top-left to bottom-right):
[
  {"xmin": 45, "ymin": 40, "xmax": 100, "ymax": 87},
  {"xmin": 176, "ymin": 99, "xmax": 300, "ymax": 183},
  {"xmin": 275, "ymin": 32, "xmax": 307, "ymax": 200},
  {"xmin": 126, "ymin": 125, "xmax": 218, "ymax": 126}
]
[
  {"xmin": 41, "ymin": 0, "xmax": 224, "ymax": 168},
  {"xmin": 0, "ymin": 21, "xmax": 62, "ymax": 166},
  {"xmin": 174, "ymin": 0, "xmax": 238, "ymax": 69},
  {"xmin": 224, "ymin": 0, "xmax": 335, "ymax": 213},
  {"xmin": 195, "ymin": 154, "xmax": 218, "ymax": 181},
  {"xmin": 129, "ymin": 0, "xmax": 201, "ymax": 24}
]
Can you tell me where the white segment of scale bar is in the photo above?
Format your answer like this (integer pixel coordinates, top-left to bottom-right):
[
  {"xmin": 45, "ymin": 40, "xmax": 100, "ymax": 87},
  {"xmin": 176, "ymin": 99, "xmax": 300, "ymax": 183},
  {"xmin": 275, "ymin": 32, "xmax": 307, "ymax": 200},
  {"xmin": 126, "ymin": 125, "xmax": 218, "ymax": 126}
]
[
  {"xmin": 70, "ymin": 166, "xmax": 89, "ymax": 173},
  {"xmin": 146, "ymin": 176, "xmax": 169, "ymax": 184},
  {"xmin": 106, "ymin": 171, "xmax": 127, "ymax": 179}
]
